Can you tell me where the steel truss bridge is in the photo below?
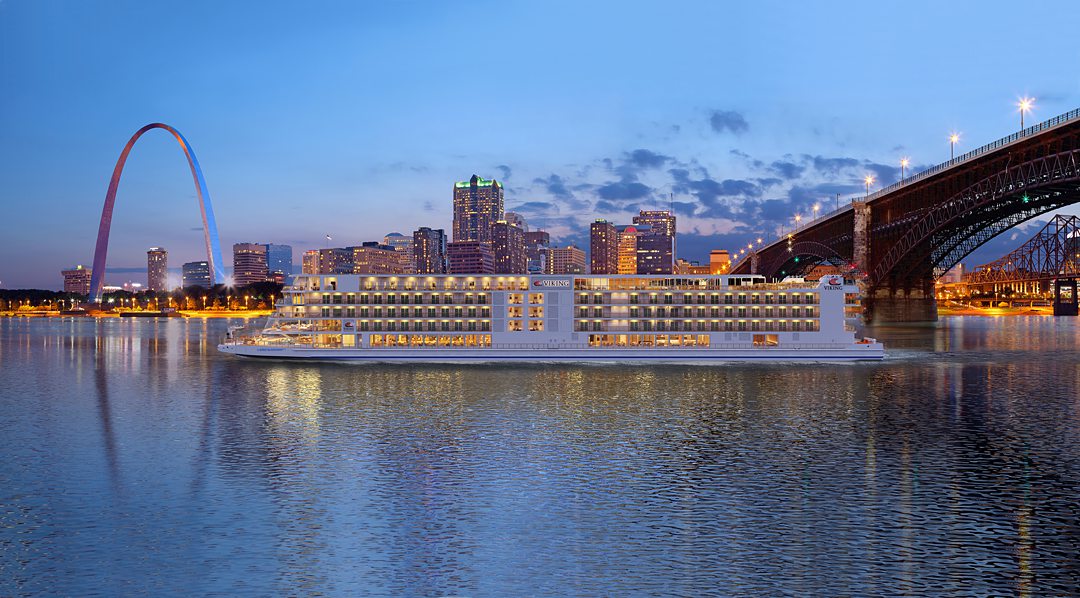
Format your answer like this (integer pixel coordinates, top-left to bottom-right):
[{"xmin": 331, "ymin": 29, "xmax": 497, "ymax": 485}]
[
  {"xmin": 961, "ymin": 215, "xmax": 1080, "ymax": 291},
  {"xmin": 731, "ymin": 108, "xmax": 1080, "ymax": 321}
]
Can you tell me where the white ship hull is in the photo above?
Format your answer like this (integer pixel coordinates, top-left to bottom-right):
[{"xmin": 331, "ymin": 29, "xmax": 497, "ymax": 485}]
[{"xmin": 218, "ymin": 344, "xmax": 883, "ymax": 362}]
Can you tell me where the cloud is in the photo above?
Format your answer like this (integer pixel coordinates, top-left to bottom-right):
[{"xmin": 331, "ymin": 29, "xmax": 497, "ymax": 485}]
[
  {"xmin": 709, "ymin": 110, "xmax": 749, "ymax": 135},
  {"xmin": 495, "ymin": 164, "xmax": 512, "ymax": 180},
  {"xmin": 423, "ymin": 201, "xmax": 435, "ymax": 212},
  {"xmin": 595, "ymin": 180, "xmax": 652, "ymax": 201},
  {"xmin": 804, "ymin": 154, "xmax": 860, "ymax": 175},
  {"xmin": 533, "ymin": 174, "xmax": 574, "ymax": 201},
  {"xmin": 769, "ymin": 160, "xmax": 804, "ymax": 180},
  {"xmin": 625, "ymin": 149, "xmax": 671, "ymax": 170}
]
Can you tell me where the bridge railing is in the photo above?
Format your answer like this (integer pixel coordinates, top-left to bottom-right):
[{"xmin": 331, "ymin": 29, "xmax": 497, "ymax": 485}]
[{"xmin": 743, "ymin": 107, "xmax": 1080, "ymax": 266}]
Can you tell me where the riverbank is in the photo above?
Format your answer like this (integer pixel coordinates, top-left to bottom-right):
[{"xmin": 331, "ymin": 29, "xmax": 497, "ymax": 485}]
[
  {"xmin": 938, "ymin": 305, "xmax": 1052, "ymax": 316},
  {"xmin": 1, "ymin": 309, "xmax": 273, "ymax": 319}
]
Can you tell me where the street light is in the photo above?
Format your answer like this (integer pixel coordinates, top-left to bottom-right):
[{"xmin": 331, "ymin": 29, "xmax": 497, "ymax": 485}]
[
  {"xmin": 794, "ymin": 214, "xmax": 802, "ymax": 230},
  {"xmin": 864, "ymin": 174, "xmax": 875, "ymax": 197},
  {"xmin": 900, "ymin": 157, "xmax": 910, "ymax": 181},
  {"xmin": 949, "ymin": 133, "xmax": 960, "ymax": 160},
  {"xmin": 812, "ymin": 204, "xmax": 820, "ymax": 220},
  {"xmin": 1018, "ymin": 97, "xmax": 1035, "ymax": 129}
]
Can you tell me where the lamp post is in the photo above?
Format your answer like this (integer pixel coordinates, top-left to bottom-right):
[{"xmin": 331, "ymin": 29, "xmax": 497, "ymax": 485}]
[
  {"xmin": 949, "ymin": 133, "xmax": 960, "ymax": 160},
  {"xmin": 794, "ymin": 214, "xmax": 802, "ymax": 230},
  {"xmin": 864, "ymin": 174, "xmax": 875, "ymax": 197},
  {"xmin": 1018, "ymin": 97, "xmax": 1034, "ymax": 129},
  {"xmin": 900, "ymin": 157, "xmax": 910, "ymax": 181},
  {"xmin": 812, "ymin": 204, "xmax": 820, "ymax": 221}
]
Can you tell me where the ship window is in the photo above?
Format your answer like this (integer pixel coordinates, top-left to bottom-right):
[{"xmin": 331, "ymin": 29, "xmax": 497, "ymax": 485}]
[
  {"xmin": 529, "ymin": 320, "xmax": 544, "ymax": 331},
  {"xmin": 529, "ymin": 307, "xmax": 543, "ymax": 318},
  {"xmin": 509, "ymin": 293, "xmax": 524, "ymax": 304},
  {"xmin": 370, "ymin": 334, "xmax": 383, "ymax": 346}
]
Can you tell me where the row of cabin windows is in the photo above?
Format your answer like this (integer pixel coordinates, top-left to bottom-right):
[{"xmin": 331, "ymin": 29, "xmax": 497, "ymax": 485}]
[
  {"xmin": 321, "ymin": 306, "xmax": 491, "ymax": 318},
  {"xmin": 574, "ymin": 293, "xmax": 817, "ymax": 305},
  {"xmin": 578, "ymin": 306, "xmax": 816, "ymax": 318},
  {"xmin": 350, "ymin": 320, "xmax": 490, "ymax": 332},
  {"xmin": 576, "ymin": 320, "xmax": 819, "ymax": 332},
  {"xmin": 313, "ymin": 292, "xmax": 491, "ymax": 305},
  {"xmin": 308, "ymin": 278, "xmax": 528, "ymax": 291}
]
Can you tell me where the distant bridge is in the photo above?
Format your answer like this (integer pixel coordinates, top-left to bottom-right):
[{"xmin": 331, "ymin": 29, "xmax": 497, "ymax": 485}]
[
  {"xmin": 962, "ymin": 214, "xmax": 1080, "ymax": 293},
  {"xmin": 89, "ymin": 123, "xmax": 225, "ymax": 303},
  {"xmin": 732, "ymin": 108, "xmax": 1080, "ymax": 322}
]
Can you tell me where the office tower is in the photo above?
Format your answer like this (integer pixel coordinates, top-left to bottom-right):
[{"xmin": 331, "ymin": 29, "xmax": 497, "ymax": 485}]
[
  {"xmin": 351, "ymin": 242, "xmax": 408, "ymax": 274},
  {"xmin": 264, "ymin": 244, "xmax": 293, "ymax": 280},
  {"xmin": 318, "ymin": 248, "xmax": 354, "ymax": 274},
  {"xmin": 525, "ymin": 230, "xmax": 550, "ymax": 274},
  {"xmin": 233, "ymin": 243, "xmax": 268, "ymax": 285},
  {"xmin": 453, "ymin": 174, "xmax": 504, "ymax": 243},
  {"xmin": 546, "ymin": 245, "xmax": 587, "ymax": 275},
  {"xmin": 635, "ymin": 233, "xmax": 674, "ymax": 274},
  {"xmin": 182, "ymin": 261, "xmax": 212, "ymax": 288},
  {"xmin": 382, "ymin": 232, "xmax": 414, "ymax": 271},
  {"xmin": 302, "ymin": 250, "xmax": 320, "ymax": 274},
  {"xmin": 633, "ymin": 210, "xmax": 676, "ymax": 237},
  {"xmin": 61, "ymin": 265, "xmax": 93, "ymax": 295},
  {"xmin": 616, "ymin": 225, "xmax": 648, "ymax": 275},
  {"xmin": 413, "ymin": 227, "xmax": 448, "ymax": 274},
  {"xmin": 633, "ymin": 210, "xmax": 676, "ymax": 274},
  {"xmin": 503, "ymin": 211, "xmax": 528, "ymax": 231},
  {"xmin": 589, "ymin": 219, "xmax": 618, "ymax": 274},
  {"xmin": 146, "ymin": 247, "xmax": 168, "ymax": 291},
  {"xmin": 447, "ymin": 241, "xmax": 495, "ymax": 274},
  {"xmin": 492, "ymin": 220, "xmax": 527, "ymax": 274},
  {"xmin": 709, "ymin": 250, "xmax": 731, "ymax": 274}
]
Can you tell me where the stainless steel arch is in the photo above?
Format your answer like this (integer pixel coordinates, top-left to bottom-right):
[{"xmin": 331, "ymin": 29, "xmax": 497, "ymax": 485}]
[{"xmin": 89, "ymin": 123, "xmax": 224, "ymax": 302}]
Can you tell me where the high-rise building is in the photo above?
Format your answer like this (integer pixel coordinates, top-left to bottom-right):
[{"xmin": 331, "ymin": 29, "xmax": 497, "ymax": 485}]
[
  {"xmin": 616, "ymin": 225, "xmax": 648, "ymax": 274},
  {"xmin": 318, "ymin": 248, "xmax": 354, "ymax": 274},
  {"xmin": 589, "ymin": 219, "xmax": 619, "ymax": 274},
  {"xmin": 709, "ymin": 250, "xmax": 731, "ymax": 274},
  {"xmin": 382, "ymin": 232, "xmax": 414, "ymax": 272},
  {"xmin": 351, "ymin": 242, "xmax": 409, "ymax": 274},
  {"xmin": 635, "ymin": 233, "xmax": 674, "ymax": 274},
  {"xmin": 492, "ymin": 220, "xmax": 527, "ymax": 274},
  {"xmin": 413, "ymin": 227, "xmax": 448, "ymax": 274},
  {"xmin": 182, "ymin": 261, "xmax": 212, "ymax": 288},
  {"xmin": 233, "ymin": 243, "xmax": 268, "ymax": 285},
  {"xmin": 453, "ymin": 174, "xmax": 504, "ymax": 243},
  {"xmin": 302, "ymin": 250, "xmax": 320, "ymax": 274},
  {"xmin": 61, "ymin": 265, "xmax": 93, "ymax": 295},
  {"xmin": 525, "ymin": 230, "xmax": 550, "ymax": 274},
  {"xmin": 503, "ymin": 211, "xmax": 528, "ymax": 231},
  {"xmin": 633, "ymin": 210, "xmax": 676, "ymax": 237},
  {"xmin": 546, "ymin": 245, "xmax": 587, "ymax": 275},
  {"xmin": 264, "ymin": 244, "xmax": 293, "ymax": 280},
  {"xmin": 146, "ymin": 247, "xmax": 168, "ymax": 291},
  {"xmin": 447, "ymin": 241, "xmax": 495, "ymax": 274},
  {"xmin": 632, "ymin": 210, "xmax": 676, "ymax": 274}
]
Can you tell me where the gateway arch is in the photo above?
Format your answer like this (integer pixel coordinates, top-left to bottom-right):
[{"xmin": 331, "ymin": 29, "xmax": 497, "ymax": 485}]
[{"xmin": 89, "ymin": 123, "xmax": 225, "ymax": 302}]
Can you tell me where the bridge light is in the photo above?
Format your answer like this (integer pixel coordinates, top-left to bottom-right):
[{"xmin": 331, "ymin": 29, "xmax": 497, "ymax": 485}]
[
  {"xmin": 900, "ymin": 158, "xmax": 910, "ymax": 181},
  {"xmin": 864, "ymin": 174, "xmax": 875, "ymax": 197},
  {"xmin": 1018, "ymin": 97, "xmax": 1035, "ymax": 129},
  {"xmin": 1022, "ymin": 194, "xmax": 1030, "ymax": 204},
  {"xmin": 949, "ymin": 133, "xmax": 960, "ymax": 160}
]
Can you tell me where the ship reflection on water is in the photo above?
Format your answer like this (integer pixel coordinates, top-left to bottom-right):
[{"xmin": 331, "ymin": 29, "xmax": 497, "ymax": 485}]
[{"xmin": 0, "ymin": 316, "xmax": 1078, "ymax": 595}]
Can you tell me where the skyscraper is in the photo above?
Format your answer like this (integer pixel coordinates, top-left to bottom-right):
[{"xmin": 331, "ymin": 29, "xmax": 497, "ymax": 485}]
[
  {"xmin": 146, "ymin": 247, "xmax": 168, "ymax": 291},
  {"xmin": 447, "ymin": 241, "xmax": 495, "ymax": 274},
  {"xmin": 264, "ymin": 243, "xmax": 293, "ymax": 280},
  {"xmin": 633, "ymin": 210, "xmax": 676, "ymax": 274},
  {"xmin": 492, "ymin": 220, "xmax": 527, "ymax": 274},
  {"xmin": 182, "ymin": 261, "xmax": 212, "ymax": 288},
  {"xmin": 302, "ymin": 250, "xmax": 320, "ymax": 274},
  {"xmin": 61, "ymin": 265, "xmax": 92, "ymax": 295},
  {"xmin": 503, "ymin": 211, "xmax": 528, "ymax": 231},
  {"xmin": 453, "ymin": 174, "xmax": 504, "ymax": 243},
  {"xmin": 233, "ymin": 243, "xmax": 268, "ymax": 285},
  {"xmin": 413, "ymin": 227, "xmax": 448, "ymax": 274},
  {"xmin": 525, "ymin": 230, "xmax": 550, "ymax": 274},
  {"xmin": 589, "ymin": 219, "xmax": 619, "ymax": 274},
  {"xmin": 382, "ymin": 232, "xmax": 414, "ymax": 272},
  {"xmin": 546, "ymin": 246, "xmax": 587, "ymax": 275},
  {"xmin": 616, "ymin": 225, "xmax": 646, "ymax": 274},
  {"xmin": 318, "ymin": 248, "xmax": 354, "ymax": 274}
]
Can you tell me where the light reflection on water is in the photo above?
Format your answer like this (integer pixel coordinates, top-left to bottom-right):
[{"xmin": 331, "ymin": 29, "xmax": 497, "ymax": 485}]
[{"xmin": 1, "ymin": 316, "xmax": 1079, "ymax": 595}]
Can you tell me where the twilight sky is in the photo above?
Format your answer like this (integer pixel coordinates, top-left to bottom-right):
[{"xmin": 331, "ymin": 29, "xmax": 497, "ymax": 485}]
[{"xmin": 2, "ymin": 0, "xmax": 1079, "ymax": 289}]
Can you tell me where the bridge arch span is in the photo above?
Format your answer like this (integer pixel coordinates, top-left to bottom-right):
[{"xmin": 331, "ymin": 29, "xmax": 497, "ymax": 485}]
[
  {"xmin": 873, "ymin": 148, "xmax": 1080, "ymax": 290},
  {"xmin": 759, "ymin": 241, "xmax": 854, "ymax": 279},
  {"xmin": 89, "ymin": 123, "xmax": 225, "ymax": 302}
]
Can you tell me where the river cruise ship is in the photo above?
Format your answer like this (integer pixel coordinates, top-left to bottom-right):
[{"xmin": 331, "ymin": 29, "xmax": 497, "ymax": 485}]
[{"xmin": 218, "ymin": 274, "xmax": 883, "ymax": 362}]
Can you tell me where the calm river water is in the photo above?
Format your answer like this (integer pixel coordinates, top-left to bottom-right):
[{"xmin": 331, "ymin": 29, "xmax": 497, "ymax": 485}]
[{"xmin": 1, "ymin": 316, "xmax": 1079, "ymax": 596}]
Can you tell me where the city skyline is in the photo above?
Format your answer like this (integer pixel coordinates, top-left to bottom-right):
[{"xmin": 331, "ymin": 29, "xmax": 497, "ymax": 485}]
[{"xmin": 3, "ymin": 1, "xmax": 1080, "ymax": 289}]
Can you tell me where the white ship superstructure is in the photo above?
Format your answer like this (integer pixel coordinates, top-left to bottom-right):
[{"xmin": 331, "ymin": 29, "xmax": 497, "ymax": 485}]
[{"xmin": 218, "ymin": 274, "xmax": 883, "ymax": 361}]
